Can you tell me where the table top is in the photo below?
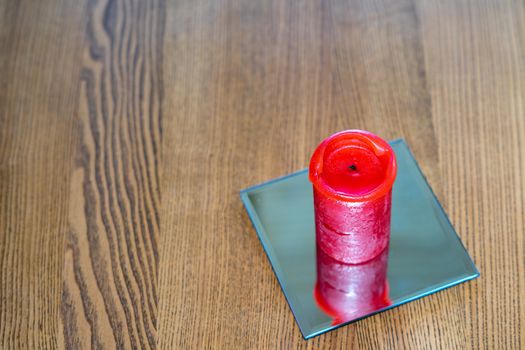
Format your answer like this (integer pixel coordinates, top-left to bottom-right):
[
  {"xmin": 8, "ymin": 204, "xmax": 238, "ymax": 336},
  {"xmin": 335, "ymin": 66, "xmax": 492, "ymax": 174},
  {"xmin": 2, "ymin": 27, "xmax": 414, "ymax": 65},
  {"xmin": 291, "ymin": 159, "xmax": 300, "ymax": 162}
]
[{"xmin": 1, "ymin": 0, "xmax": 523, "ymax": 348}]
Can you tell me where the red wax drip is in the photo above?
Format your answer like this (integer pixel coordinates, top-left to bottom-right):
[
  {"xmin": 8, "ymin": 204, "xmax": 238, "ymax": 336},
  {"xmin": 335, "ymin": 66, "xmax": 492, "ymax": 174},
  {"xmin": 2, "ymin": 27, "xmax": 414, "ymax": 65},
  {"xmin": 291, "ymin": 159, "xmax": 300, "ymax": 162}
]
[{"xmin": 309, "ymin": 130, "xmax": 397, "ymax": 264}]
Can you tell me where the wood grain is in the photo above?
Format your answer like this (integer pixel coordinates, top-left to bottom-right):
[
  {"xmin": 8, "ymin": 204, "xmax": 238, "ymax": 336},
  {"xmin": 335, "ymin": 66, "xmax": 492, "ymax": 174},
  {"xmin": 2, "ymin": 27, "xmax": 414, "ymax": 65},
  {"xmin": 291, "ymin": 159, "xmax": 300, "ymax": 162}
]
[
  {"xmin": 0, "ymin": 0, "xmax": 84, "ymax": 348},
  {"xmin": 1, "ymin": 0, "xmax": 524, "ymax": 348},
  {"xmin": 59, "ymin": 0, "xmax": 164, "ymax": 349},
  {"xmin": 418, "ymin": 1, "xmax": 525, "ymax": 348}
]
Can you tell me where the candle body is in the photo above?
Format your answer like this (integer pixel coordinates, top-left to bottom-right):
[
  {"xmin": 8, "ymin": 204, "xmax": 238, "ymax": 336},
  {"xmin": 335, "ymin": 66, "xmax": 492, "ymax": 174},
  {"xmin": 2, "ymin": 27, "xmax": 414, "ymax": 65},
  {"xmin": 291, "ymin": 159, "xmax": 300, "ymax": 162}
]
[
  {"xmin": 309, "ymin": 130, "xmax": 396, "ymax": 264},
  {"xmin": 313, "ymin": 189, "xmax": 392, "ymax": 264},
  {"xmin": 314, "ymin": 245, "xmax": 391, "ymax": 323}
]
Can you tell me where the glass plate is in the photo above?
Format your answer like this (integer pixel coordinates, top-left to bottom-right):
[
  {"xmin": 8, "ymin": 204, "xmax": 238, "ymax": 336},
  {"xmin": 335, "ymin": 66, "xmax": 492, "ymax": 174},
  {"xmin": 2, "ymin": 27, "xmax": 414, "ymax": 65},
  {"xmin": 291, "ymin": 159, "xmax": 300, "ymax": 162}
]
[{"xmin": 240, "ymin": 139, "xmax": 479, "ymax": 339}]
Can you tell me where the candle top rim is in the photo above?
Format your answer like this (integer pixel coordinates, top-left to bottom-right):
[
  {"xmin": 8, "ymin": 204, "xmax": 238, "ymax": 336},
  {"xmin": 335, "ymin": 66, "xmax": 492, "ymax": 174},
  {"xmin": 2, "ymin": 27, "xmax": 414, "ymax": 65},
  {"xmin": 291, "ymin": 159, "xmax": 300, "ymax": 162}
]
[{"xmin": 309, "ymin": 130, "xmax": 397, "ymax": 202}]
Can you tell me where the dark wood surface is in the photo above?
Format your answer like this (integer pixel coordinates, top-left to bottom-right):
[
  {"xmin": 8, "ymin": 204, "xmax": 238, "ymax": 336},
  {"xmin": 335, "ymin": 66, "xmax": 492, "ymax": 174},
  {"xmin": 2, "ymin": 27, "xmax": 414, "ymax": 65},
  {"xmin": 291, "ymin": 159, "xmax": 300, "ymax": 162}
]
[{"xmin": 1, "ymin": 0, "xmax": 524, "ymax": 348}]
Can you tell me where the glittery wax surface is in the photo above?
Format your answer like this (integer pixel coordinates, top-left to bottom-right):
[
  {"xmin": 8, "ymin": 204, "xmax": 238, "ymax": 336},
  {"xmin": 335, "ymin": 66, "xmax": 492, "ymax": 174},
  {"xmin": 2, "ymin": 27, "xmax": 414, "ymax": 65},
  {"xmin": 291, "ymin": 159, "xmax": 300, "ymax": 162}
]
[{"xmin": 313, "ymin": 188, "xmax": 392, "ymax": 264}]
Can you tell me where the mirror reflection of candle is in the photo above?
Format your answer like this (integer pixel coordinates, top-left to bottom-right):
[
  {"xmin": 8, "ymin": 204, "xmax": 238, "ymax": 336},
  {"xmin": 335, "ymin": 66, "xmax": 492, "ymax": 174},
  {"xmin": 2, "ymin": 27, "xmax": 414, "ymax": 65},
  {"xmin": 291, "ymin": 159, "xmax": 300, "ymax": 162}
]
[{"xmin": 314, "ymin": 246, "xmax": 391, "ymax": 325}]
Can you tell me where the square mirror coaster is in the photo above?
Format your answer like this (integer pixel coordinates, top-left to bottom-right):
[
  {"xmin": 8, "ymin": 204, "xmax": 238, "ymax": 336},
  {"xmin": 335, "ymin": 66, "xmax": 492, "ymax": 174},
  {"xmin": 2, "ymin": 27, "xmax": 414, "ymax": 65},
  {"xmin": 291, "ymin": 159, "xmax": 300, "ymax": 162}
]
[{"xmin": 240, "ymin": 139, "xmax": 479, "ymax": 339}]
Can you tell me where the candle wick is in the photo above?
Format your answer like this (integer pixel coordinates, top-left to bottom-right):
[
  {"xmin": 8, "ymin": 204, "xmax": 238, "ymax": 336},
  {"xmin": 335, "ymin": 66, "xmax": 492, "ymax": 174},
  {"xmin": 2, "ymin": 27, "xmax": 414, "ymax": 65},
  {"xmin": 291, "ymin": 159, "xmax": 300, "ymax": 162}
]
[{"xmin": 348, "ymin": 164, "xmax": 357, "ymax": 171}]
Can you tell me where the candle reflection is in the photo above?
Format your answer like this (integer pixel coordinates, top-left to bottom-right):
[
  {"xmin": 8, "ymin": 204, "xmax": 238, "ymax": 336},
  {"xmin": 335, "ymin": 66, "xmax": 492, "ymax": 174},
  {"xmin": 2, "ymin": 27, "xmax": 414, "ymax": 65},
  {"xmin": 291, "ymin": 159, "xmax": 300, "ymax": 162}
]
[{"xmin": 314, "ymin": 247, "xmax": 391, "ymax": 325}]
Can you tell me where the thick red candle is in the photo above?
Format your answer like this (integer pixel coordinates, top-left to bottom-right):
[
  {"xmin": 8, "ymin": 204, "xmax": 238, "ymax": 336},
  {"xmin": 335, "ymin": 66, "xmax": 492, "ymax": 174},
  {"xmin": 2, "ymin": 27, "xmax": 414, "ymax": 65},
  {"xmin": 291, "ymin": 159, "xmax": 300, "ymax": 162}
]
[{"xmin": 309, "ymin": 130, "xmax": 397, "ymax": 264}]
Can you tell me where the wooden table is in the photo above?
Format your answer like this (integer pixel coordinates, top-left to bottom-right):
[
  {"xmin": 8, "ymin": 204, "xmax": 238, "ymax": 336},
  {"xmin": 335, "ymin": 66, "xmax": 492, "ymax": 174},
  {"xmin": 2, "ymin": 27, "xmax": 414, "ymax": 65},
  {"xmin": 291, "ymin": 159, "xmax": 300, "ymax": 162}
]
[{"xmin": 1, "ymin": 0, "xmax": 524, "ymax": 348}]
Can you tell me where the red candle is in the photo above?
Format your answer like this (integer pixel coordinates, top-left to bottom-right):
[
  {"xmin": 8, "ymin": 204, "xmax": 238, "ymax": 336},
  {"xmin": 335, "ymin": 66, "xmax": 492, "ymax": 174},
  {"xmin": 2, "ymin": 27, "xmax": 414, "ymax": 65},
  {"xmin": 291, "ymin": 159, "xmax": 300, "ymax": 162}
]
[
  {"xmin": 309, "ymin": 130, "xmax": 397, "ymax": 264},
  {"xmin": 314, "ymin": 245, "xmax": 391, "ymax": 324}
]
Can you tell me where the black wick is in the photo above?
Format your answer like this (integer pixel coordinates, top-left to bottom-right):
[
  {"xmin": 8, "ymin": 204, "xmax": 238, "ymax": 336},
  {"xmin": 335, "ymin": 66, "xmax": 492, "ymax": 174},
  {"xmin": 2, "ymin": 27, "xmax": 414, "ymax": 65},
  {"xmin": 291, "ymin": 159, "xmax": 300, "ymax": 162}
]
[{"xmin": 348, "ymin": 164, "xmax": 357, "ymax": 171}]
